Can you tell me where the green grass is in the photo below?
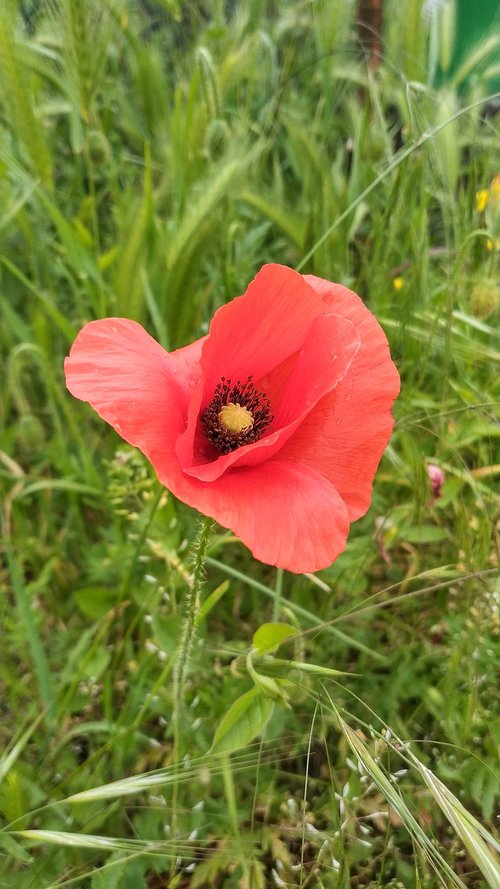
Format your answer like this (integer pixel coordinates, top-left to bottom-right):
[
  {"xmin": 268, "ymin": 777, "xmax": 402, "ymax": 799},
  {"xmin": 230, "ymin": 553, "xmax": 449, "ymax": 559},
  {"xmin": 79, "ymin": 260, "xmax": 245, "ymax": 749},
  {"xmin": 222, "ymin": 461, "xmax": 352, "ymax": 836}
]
[{"xmin": 0, "ymin": 1, "xmax": 498, "ymax": 887}]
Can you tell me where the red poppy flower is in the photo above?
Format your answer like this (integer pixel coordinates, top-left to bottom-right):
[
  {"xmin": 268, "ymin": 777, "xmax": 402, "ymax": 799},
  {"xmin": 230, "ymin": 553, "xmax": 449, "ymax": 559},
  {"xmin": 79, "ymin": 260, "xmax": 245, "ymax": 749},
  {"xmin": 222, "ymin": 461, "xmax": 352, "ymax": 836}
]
[{"xmin": 65, "ymin": 264, "xmax": 399, "ymax": 573}]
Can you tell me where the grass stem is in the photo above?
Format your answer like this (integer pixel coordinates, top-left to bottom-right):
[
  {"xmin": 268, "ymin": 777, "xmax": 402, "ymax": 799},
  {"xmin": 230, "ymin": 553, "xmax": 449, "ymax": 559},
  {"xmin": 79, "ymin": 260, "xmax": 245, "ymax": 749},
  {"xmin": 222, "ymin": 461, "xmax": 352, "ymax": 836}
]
[
  {"xmin": 5, "ymin": 545, "xmax": 55, "ymax": 728},
  {"xmin": 273, "ymin": 567, "xmax": 284, "ymax": 621},
  {"xmin": 222, "ymin": 754, "xmax": 239, "ymax": 835}
]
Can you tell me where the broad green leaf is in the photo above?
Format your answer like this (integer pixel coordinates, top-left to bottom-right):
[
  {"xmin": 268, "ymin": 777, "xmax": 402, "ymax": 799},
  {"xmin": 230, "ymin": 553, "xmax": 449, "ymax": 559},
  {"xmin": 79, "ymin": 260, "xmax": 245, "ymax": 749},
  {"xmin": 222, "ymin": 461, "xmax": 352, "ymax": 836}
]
[
  {"xmin": 246, "ymin": 648, "xmax": 291, "ymax": 704},
  {"xmin": 246, "ymin": 661, "xmax": 290, "ymax": 705},
  {"xmin": 74, "ymin": 586, "xmax": 117, "ymax": 619},
  {"xmin": 250, "ymin": 671, "xmax": 286, "ymax": 701},
  {"xmin": 80, "ymin": 648, "xmax": 111, "ymax": 681},
  {"xmin": 90, "ymin": 851, "xmax": 126, "ymax": 889},
  {"xmin": 252, "ymin": 622, "xmax": 299, "ymax": 655},
  {"xmin": 121, "ymin": 860, "xmax": 148, "ymax": 889},
  {"xmin": 211, "ymin": 687, "xmax": 274, "ymax": 755},
  {"xmin": 91, "ymin": 855, "xmax": 148, "ymax": 889}
]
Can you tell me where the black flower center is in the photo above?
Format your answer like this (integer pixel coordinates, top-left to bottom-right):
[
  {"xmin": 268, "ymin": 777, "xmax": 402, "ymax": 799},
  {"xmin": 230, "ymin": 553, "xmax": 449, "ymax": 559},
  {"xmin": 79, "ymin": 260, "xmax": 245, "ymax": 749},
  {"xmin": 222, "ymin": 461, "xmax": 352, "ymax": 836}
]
[{"xmin": 201, "ymin": 376, "xmax": 273, "ymax": 454}]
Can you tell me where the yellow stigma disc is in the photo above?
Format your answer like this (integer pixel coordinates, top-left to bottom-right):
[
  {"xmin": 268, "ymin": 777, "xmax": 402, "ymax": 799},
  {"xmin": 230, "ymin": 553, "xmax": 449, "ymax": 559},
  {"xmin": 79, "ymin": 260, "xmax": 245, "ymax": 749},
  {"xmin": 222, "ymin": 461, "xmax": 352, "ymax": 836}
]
[{"xmin": 218, "ymin": 402, "xmax": 254, "ymax": 434}]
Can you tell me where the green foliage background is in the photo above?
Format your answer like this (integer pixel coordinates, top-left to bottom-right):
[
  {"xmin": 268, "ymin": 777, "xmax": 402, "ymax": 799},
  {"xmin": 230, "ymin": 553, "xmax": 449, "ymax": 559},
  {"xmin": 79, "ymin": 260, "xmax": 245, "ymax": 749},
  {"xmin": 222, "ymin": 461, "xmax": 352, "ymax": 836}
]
[{"xmin": 0, "ymin": 1, "xmax": 498, "ymax": 887}]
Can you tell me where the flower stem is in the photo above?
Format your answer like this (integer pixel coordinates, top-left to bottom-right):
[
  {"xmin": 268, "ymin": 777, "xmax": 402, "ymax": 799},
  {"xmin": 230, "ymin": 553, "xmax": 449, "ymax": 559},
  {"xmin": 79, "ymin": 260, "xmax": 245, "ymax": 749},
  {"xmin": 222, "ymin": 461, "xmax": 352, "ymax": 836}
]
[
  {"xmin": 173, "ymin": 515, "xmax": 214, "ymax": 719},
  {"xmin": 171, "ymin": 515, "xmax": 213, "ymax": 856}
]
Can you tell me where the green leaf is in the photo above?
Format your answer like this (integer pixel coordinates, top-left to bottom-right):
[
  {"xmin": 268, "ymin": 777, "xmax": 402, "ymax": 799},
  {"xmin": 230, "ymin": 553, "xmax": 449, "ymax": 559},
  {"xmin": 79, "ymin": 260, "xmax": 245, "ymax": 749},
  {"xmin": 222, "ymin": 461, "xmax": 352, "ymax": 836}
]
[
  {"xmin": 247, "ymin": 667, "xmax": 290, "ymax": 705},
  {"xmin": 90, "ymin": 852, "xmax": 126, "ymax": 889},
  {"xmin": 74, "ymin": 586, "xmax": 117, "ymax": 619},
  {"xmin": 252, "ymin": 622, "xmax": 299, "ymax": 655},
  {"xmin": 80, "ymin": 648, "xmax": 111, "ymax": 681},
  {"xmin": 211, "ymin": 687, "xmax": 274, "ymax": 755},
  {"xmin": 191, "ymin": 843, "xmax": 240, "ymax": 887},
  {"xmin": 121, "ymin": 860, "xmax": 148, "ymax": 889}
]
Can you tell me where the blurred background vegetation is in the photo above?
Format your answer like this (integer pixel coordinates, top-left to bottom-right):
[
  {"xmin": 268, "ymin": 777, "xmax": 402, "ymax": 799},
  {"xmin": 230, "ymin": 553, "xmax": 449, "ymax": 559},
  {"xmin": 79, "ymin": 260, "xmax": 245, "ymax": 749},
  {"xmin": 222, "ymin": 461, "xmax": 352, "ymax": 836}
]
[{"xmin": 0, "ymin": 0, "xmax": 498, "ymax": 886}]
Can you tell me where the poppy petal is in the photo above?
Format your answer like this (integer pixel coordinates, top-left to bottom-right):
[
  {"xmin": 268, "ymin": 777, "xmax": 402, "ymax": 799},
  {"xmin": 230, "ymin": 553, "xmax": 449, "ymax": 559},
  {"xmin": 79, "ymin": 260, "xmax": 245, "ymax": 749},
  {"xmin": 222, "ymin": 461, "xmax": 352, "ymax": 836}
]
[
  {"xmin": 282, "ymin": 276, "xmax": 400, "ymax": 520},
  {"xmin": 180, "ymin": 311, "xmax": 360, "ymax": 482},
  {"xmin": 199, "ymin": 264, "xmax": 324, "ymax": 399},
  {"xmin": 170, "ymin": 457, "xmax": 350, "ymax": 574},
  {"xmin": 64, "ymin": 318, "xmax": 197, "ymax": 464}
]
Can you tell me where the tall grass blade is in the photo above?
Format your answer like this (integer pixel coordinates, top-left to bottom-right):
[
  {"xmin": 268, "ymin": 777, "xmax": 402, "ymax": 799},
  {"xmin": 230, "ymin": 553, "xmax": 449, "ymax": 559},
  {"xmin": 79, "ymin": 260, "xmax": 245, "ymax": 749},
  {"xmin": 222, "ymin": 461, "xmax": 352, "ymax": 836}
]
[
  {"xmin": 4, "ymin": 546, "xmax": 55, "ymax": 726},
  {"xmin": 0, "ymin": 10, "xmax": 53, "ymax": 187},
  {"xmin": 417, "ymin": 765, "xmax": 500, "ymax": 889},
  {"xmin": 334, "ymin": 709, "xmax": 468, "ymax": 889}
]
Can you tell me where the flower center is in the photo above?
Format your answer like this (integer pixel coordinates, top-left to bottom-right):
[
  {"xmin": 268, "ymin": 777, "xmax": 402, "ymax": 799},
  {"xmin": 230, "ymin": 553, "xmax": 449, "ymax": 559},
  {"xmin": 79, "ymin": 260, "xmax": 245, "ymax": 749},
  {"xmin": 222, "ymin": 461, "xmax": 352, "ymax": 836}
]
[
  {"xmin": 219, "ymin": 402, "xmax": 254, "ymax": 433},
  {"xmin": 201, "ymin": 376, "xmax": 273, "ymax": 454}
]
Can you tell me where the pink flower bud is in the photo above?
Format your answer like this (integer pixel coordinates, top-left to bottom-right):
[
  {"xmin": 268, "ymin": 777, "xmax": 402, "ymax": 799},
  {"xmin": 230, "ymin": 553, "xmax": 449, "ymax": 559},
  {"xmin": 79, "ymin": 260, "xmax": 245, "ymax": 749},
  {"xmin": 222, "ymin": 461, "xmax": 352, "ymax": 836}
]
[{"xmin": 428, "ymin": 463, "xmax": 445, "ymax": 500}]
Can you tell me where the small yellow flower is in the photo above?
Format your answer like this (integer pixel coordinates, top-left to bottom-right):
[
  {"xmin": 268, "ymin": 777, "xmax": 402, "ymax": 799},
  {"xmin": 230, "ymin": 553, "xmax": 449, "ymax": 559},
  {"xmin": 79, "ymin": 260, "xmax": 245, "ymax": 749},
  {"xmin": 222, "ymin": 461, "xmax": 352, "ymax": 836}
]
[
  {"xmin": 476, "ymin": 189, "xmax": 489, "ymax": 213},
  {"xmin": 476, "ymin": 175, "xmax": 500, "ymax": 213},
  {"xmin": 392, "ymin": 276, "xmax": 405, "ymax": 291}
]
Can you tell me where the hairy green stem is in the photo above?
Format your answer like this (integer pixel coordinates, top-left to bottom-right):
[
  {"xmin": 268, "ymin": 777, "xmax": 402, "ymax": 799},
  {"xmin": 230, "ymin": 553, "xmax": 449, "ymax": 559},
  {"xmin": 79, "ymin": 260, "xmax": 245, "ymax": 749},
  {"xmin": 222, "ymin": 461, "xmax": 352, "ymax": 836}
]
[
  {"xmin": 171, "ymin": 515, "xmax": 213, "ymax": 858},
  {"xmin": 173, "ymin": 515, "xmax": 214, "ymax": 719}
]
